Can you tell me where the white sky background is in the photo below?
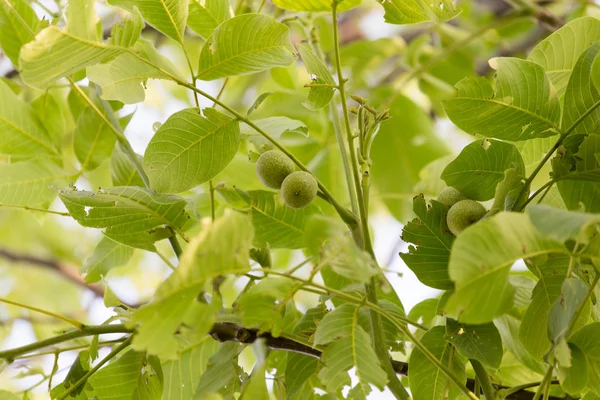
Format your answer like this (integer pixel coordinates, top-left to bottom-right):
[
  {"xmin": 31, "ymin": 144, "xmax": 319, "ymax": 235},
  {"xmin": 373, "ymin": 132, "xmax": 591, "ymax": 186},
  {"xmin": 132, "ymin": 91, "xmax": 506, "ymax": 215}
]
[{"xmin": 0, "ymin": 3, "xmax": 479, "ymax": 399}]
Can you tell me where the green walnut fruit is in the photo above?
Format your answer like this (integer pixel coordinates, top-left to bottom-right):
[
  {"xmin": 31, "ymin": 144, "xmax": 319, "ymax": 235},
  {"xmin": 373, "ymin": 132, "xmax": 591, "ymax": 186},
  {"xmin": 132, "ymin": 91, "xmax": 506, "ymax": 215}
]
[
  {"xmin": 436, "ymin": 187, "xmax": 468, "ymax": 207},
  {"xmin": 281, "ymin": 171, "xmax": 318, "ymax": 209},
  {"xmin": 446, "ymin": 200, "xmax": 486, "ymax": 236},
  {"xmin": 256, "ymin": 150, "xmax": 296, "ymax": 189}
]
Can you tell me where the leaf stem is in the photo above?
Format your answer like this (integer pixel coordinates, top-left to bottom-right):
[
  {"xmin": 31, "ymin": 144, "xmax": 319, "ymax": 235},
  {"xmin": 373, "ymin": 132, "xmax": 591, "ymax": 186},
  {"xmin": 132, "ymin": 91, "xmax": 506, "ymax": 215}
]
[
  {"xmin": 56, "ymin": 336, "xmax": 132, "ymax": 400},
  {"xmin": 0, "ymin": 204, "xmax": 70, "ymax": 216},
  {"xmin": 168, "ymin": 235, "xmax": 183, "ymax": 259},
  {"xmin": 531, "ymin": 365, "xmax": 554, "ymax": 400},
  {"xmin": 209, "ymin": 179, "xmax": 216, "ymax": 222},
  {"xmin": 0, "ymin": 324, "xmax": 132, "ymax": 360},
  {"xmin": 68, "ymin": 80, "xmax": 151, "ymax": 189},
  {"xmin": 156, "ymin": 250, "xmax": 176, "ymax": 270},
  {"xmin": 514, "ymin": 99, "xmax": 600, "ymax": 211},
  {"xmin": 331, "ymin": 4, "xmax": 407, "ymax": 399},
  {"xmin": 471, "ymin": 359, "xmax": 496, "ymax": 400},
  {"xmin": 0, "ymin": 297, "xmax": 84, "ymax": 330},
  {"xmin": 503, "ymin": 380, "xmax": 559, "ymax": 397}
]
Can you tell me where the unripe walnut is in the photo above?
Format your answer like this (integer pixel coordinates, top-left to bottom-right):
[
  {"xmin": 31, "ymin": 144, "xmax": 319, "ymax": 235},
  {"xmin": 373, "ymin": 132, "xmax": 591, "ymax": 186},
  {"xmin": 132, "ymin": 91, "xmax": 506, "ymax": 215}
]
[
  {"xmin": 436, "ymin": 187, "xmax": 468, "ymax": 207},
  {"xmin": 281, "ymin": 171, "xmax": 318, "ymax": 209},
  {"xmin": 446, "ymin": 200, "xmax": 486, "ymax": 236},
  {"xmin": 255, "ymin": 150, "xmax": 295, "ymax": 189}
]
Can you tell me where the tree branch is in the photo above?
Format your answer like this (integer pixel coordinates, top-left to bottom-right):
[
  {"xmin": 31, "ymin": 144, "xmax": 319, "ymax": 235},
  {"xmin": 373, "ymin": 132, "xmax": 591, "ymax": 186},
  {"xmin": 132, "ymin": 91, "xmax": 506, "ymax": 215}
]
[
  {"xmin": 209, "ymin": 322, "xmax": 564, "ymax": 400},
  {"xmin": 0, "ymin": 248, "xmax": 104, "ymax": 298}
]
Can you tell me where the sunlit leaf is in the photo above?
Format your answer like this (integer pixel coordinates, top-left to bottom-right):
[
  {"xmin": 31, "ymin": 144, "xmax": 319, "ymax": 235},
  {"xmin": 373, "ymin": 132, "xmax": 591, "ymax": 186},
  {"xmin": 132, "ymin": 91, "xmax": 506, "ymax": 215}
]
[
  {"xmin": 58, "ymin": 186, "xmax": 190, "ymax": 250},
  {"xmin": 0, "ymin": 0, "xmax": 39, "ymax": 65},
  {"xmin": 0, "ymin": 160, "xmax": 67, "ymax": 207},
  {"xmin": 88, "ymin": 39, "xmax": 182, "ymax": 104},
  {"xmin": 131, "ymin": 211, "xmax": 253, "ymax": 358},
  {"xmin": 19, "ymin": 27, "xmax": 125, "ymax": 89},
  {"xmin": 528, "ymin": 16, "xmax": 600, "ymax": 96},
  {"xmin": 376, "ymin": 0, "xmax": 458, "ymax": 25},
  {"xmin": 197, "ymin": 14, "xmax": 296, "ymax": 81},
  {"xmin": 297, "ymin": 43, "xmax": 336, "ymax": 111},
  {"xmin": 272, "ymin": 0, "xmax": 361, "ymax": 11},
  {"xmin": 108, "ymin": 0, "xmax": 189, "ymax": 43},
  {"xmin": 570, "ymin": 322, "xmax": 600, "ymax": 394},
  {"xmin": 0, "ymin": 80, "xmax": 59, "ymax": 158},
  {"xmin": 443, "ymin": 58, "xmax": 561, "ymax": 141},
  {"xmin": 187, "ymin": 0, "xmax": 230, "ymax": 40},
  {"xmin": 446, "ymin": 212, "xmax": 567, "ymax": 324},
  {"xmin": 162, "ymin": 336, "xmax": 220, "ymax": 400},
  {"xmin": 82, "ymin": 237, "xmax": 134, "ymax": 282},
  {"xmin": 442, "ymin": 139, "xmax": 525, "ymax": 201},
  {"xmin": 558, "ymin": 343, "xmax": 588, "ymax": 395},
  {"xmin": 89, "ymin": 350, "xmax": 163, "ymax": 399},
  {"xmin": 144, "ymin": 108, "xmax": 240, "ymax": 193}
]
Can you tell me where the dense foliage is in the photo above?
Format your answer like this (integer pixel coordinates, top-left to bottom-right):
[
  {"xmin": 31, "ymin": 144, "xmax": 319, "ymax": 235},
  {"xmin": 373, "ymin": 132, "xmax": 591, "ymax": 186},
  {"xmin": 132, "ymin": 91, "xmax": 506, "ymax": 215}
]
[{"xmin": 0, "ymin": 0, "xmax": 600, "ymax": 399}]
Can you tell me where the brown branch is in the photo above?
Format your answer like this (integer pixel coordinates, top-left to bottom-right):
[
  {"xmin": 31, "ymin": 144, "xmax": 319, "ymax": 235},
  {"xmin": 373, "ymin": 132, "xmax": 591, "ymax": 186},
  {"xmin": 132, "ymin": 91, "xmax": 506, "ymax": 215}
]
[
  {"xmin": 209, "ymin": 322, "xmax": 564, "ymax": 400},
  {"xmin": 0, "ymin": 248, "xmax": 104, "ymax": 298}
]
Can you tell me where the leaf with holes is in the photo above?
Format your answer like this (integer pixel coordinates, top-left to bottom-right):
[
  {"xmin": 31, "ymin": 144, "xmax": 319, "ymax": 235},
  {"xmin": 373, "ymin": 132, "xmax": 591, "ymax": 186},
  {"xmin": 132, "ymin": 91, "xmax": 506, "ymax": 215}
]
[{"xmin": 58, "ymin": 186, "xmax": 190, "ymax": 251}]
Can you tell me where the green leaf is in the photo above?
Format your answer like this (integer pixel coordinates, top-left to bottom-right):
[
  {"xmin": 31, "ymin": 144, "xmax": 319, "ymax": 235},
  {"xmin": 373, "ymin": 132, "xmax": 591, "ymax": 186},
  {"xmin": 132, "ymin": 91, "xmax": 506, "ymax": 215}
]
[
  {"xmin": 73, "ymin": 107, "xmax": 116, "ymax": 171},
  {"xmin": 0, "ymin": 160, "xmax": 67, "ymax": 207},
  {"xmin": 305, "ymin": 215, "xmax": 379, "ymax": 282},
  {"xmin": 19, "ymin": 26, "xmax": 125, "ymax": 90},
  {"xmin": 409, "ymin": 326, "xmax": 466, "ymax": 400},
  {"xmin": 548, "ymin": 278, "xmax": 588, "ymax": 345},
  {"xmin": 443, "ymin": 58, "xmax": 561, "ymax": 141},
  {"xmin": 519, "ymin": 274, "xmax": 563, "ymax": 360},
  {"xmin": 87, "ymin": 39, "xmax": 182, "ymax": 104},
  {"xmin": 0, "ymin": 80, "xmax": 59, "ymax": 158},
  {"xmin": 197, "ymin": 14, "xmax": 296, "ymax": 81},
  {"xmin": 441, "ymin": 139, "xmax": 525, "ymax": 201},
  {"xmin": 162, "ymin": 336, "xmax": 220, "ymax": 400},
  {"xmin": 527, "ymin": 205, "xmax": 600, "ymax": 242},
  {"xmin": 372, "ymin": 95, "xmax": 449, "ymax": 221},
  {"xmin": 107, "ymin": 8, "xmax": 144, "ymax": 47},
  {"xmin": 89, "ymin": 350, "xmax": 163, "ymax": 399},
  {"xmin": 297, "ymin": 43, "xmax": 336, "ymax": 111},
  {"xmin": 272, "ymin": 0, "xmax": 361, "ymax": 11},
  {"xmin": 561, "ymin": 43, "xmax": 600, "ymax": 136},
  {"xmin": 445, "ymin": 319, "xmax": 503, "ymax": 369},
  {"xmin": 144, "ymin": 108, "xmax": 240, "ymax": 193},
  {"xmin": 30, "ymin": 90, "xmax": 75, "ymax": 149},
  {"xmin": 187, "ymin": 0, "xmax": 230, "ymax": 40},
  {"xmin": 108, "ymin": 0, "xmax": 188, "ymax": 44},
  {"xmin": 0, "ymin": 0, "xmax": 39, "ymax": 65},
  {"xmin": 58, "ymin": 186, "xmax": 190, "ymax": 251},
  {"xmin": 556, "ymin": 135, "xmax": 600, "ymax": 212},
  {"xmin": 131, "ymin": 211, "xmax": 253, "ymax": 358},
  {"xmin": 400, "ymin": 195, "xmax": 455, "ymax": 290},
  {"xmin": 558, "ymin": 343, "xmax": 588, "ymax": 395},
  {"xmin": 195, "ymin": 342, "xmax": 242, "ymax": 397},
  {"xmin": 240, "ymin": 190, "xmax": 320, "ymax": 250},
  {"xmin": 528, "ymin": 16, "xmax": 600, "ymax": 97},
  {"xmin": 0, "ymin": 390, "xmax": 22, "ymax": 400},
  {"xmin": 570, "ymin": 322, "xmax": 600, "ymax": 395},
  {"xmin": 376, "ymin": 0, "xmax": 458, "ymax": 25},
  {"xmin": 446, "ymin": 212, "xmax": 567, "ymax": 324},
  {"xmin": 237, "ymin": 277, "xmax": 300, "ymax": 335},
  {"xmin": 66, "ymin": 0, "xmax": 100, "ymax": 41},
  {"xmin": 82, "ymin": 237, "xmax": 134, "ymax": 283},
  {"xmin": 489, "ymin": 168, "xmax": 526, "ymax": 215},
  {"xmin": 239, "ymin": 363, "xmax": 268, "ymax": 400},
  {"xmin": 495, "ymin": 315, "xmax": 545, "ymax": 375},
  {"xmin": 316, "ymin": 304, "xmax": 388, "ymax": 396},
  {"xmin": 111, "ymin": 144, "xmax": 145, "ymax": 187}
]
